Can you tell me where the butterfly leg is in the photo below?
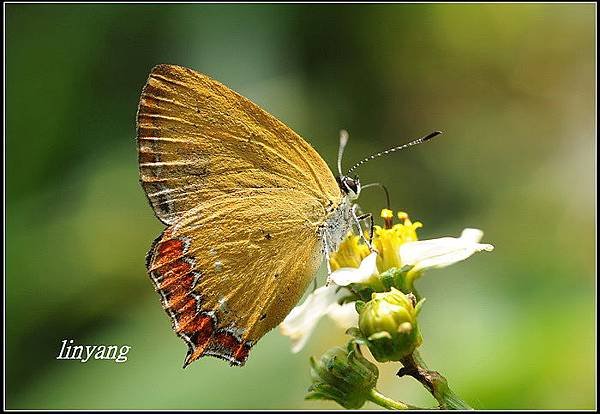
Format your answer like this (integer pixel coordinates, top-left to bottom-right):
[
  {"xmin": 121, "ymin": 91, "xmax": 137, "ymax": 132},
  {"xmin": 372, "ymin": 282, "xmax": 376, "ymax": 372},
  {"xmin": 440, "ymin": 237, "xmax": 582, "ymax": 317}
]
[
  {"xmin": 360, "ymin": 212, "xmax": 375, "ymax": 244},
  {"xmin": 351, "ymin": 205, "xmax": 376, "ymax": 252},
  {"xmin": 323, "ymin": 233, "xmax": 335, "ymax": 285}
]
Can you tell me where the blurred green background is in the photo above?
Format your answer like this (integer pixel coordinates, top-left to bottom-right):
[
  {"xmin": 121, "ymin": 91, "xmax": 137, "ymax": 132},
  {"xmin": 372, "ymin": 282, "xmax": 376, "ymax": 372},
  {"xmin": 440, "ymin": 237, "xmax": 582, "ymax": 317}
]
[{"xmin": 6, "ymin": 3, "xmax": 596, "ymax": 410}]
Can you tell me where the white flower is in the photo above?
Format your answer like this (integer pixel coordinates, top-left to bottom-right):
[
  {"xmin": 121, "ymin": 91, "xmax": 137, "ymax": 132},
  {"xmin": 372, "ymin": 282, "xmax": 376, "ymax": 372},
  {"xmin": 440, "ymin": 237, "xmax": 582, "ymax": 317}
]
[
  {"xmin": 327, "ymin": 301, "xmax": 359, "ymax": 327},
  {"xmin": 329, "ymin": 252, "xmax": 379, "ymax": 286},
  {"xmin": 329, "ymin": 229, "xmax": 494, "ymax": 287},
  {"xmin": 279, "ymin": 229, "xmax": 494, "ymax": 353},
  {"xmin": 399, "ymin": 228, "xmax": 494, "ymax": 272},
  {"xmin": 279, "ymin": 285, "xmax": 357, "ymax": 353}
]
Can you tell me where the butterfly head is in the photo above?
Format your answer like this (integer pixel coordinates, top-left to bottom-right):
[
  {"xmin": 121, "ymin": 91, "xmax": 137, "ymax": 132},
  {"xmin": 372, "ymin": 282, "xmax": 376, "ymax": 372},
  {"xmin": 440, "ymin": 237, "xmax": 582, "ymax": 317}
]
[{"xmin": 338, "ymin": 175, "xmax": 361, "ymax": 200}]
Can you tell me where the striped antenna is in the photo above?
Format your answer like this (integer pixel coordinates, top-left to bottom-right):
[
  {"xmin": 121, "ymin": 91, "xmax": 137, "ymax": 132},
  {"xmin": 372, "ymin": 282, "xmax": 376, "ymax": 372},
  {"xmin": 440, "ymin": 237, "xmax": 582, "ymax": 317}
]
[{"xmin": 346, "ymin": 131, "xmax": 443, "ymax": 175}]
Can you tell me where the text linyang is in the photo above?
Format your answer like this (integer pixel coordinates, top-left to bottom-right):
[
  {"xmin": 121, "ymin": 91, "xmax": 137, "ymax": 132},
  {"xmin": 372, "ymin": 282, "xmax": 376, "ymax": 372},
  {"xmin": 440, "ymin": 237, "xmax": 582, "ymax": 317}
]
[{"xmin": 57, "ymin": 339, "xmax": 131, "ymax": 363}]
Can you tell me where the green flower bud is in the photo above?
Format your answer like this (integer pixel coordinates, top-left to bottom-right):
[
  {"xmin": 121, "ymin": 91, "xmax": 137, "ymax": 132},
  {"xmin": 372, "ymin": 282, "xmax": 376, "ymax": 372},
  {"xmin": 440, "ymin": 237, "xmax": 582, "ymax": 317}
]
[
  {"xmin": 358, "ymin": 287, "xmax": 423, "ymax": 362},
  {"xmin": 306, "ymin": 341, "xmax": 379, "ymax": 409}
]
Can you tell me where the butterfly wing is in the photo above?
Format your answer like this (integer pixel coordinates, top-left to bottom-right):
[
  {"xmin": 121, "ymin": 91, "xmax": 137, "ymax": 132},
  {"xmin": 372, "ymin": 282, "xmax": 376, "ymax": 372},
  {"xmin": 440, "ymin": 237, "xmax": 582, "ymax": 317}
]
[
  {"xmin": 146, "ymin": 189, "xmax": 326, "ymax": 367},
  {"xmin": 137, "ymin": 64, "xmax": 341, "ymax": 225}
]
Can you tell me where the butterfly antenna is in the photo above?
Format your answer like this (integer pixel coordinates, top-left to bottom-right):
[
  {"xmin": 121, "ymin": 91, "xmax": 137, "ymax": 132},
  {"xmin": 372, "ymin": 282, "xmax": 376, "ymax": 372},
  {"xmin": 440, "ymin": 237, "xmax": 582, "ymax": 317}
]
[
  {"xmin": 337, "ymin": 129, "xmax": 350, "ymax": 176},
  {"xmin": 346, "ymin": 130, "xmax": 443, "ymax": 175},
  {"xmin": 361, "ymin": 183, "xmax": 391, "ymax": 210}
]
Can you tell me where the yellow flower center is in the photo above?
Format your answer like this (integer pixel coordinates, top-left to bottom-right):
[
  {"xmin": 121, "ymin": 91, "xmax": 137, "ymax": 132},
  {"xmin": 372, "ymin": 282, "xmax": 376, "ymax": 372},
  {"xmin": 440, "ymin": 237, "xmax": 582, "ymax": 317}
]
[
  {"xmin": 329, "ymin": 210, "xmax": 423, "ymax": 272},
  {"xmin": 329, "ymin": 234, "xmax": 370, "ymax": 271}
]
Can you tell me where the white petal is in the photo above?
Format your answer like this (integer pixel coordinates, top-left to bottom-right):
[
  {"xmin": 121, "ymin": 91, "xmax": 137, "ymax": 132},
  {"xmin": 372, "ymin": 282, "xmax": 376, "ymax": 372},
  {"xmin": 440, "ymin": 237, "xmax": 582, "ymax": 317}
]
[
  {"xmin": 400, "ymin": 229, "xmax": 494, "ymax": 272},
  {"xmin": 330, "ymin": 252, "xmax": 378, "ymax": 286},
  {"xmin": 279, "ymin": 285, "xmax": 342, "ymax": 353},
  {"xmin": 460, "ymin": 228, "xmax": 484, "ymax": 243},
  {"xmin": 327, "ymin": 302, "xmax": 359, "ymax": 328},
  {"xmin": 327, "ymin": 268, "xmax": 361, "ymax": 287}
]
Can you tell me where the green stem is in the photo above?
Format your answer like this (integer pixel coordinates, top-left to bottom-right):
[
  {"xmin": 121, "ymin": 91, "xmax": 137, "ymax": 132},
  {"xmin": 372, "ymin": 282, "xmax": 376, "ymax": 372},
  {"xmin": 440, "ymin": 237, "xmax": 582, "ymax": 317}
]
[
  {"xmin": 368, "ymin": 389, "xmax": 411, "ymax": 410},
  {"xmin": 398, "ymin": 351, "xmax": 472, "ymax": 410}
]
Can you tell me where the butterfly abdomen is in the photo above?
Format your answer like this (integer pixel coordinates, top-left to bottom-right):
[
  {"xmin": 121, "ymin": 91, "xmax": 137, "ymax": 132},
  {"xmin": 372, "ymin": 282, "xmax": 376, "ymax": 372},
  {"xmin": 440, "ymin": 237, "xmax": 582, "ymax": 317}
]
[{"xmin": 146, "ymin": 230, "xmax": 252, "ymax": 367}]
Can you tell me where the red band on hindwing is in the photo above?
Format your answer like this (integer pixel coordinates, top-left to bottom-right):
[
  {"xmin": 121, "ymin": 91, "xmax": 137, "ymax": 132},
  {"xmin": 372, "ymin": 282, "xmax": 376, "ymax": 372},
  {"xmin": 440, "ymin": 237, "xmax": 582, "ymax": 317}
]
[{"xmin": 147, "ymin": 233, "xmax": 253, "ymax": 367}]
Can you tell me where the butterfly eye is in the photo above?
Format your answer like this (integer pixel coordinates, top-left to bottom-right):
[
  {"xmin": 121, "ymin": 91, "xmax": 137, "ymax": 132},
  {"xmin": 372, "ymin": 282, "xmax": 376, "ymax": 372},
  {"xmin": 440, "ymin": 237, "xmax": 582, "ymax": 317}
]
[{"xmin": 341, "ymin": 176, "xmax": 361, "ymax": 199}]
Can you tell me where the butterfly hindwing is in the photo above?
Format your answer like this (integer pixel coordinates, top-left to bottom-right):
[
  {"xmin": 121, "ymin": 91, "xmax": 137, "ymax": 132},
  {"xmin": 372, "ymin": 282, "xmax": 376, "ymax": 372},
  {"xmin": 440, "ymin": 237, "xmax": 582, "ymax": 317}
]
[
  {"xmin": 137, "ymin": 64, "xmax": 341, "ymax": 225},
  {"xmin": 145, "ymin": 189, "xmax": 326, "ymax": 366}
]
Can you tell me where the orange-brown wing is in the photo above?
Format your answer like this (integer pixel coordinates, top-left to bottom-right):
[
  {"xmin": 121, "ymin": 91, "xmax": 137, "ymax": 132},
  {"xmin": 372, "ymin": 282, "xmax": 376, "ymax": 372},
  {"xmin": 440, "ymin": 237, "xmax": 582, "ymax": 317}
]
[
  {"xmin": 137, "ymin": 64, "xmax": 341, "ymax": 225},
  {"xmin": 146, "ymin": 189, "xmax": 326, "ymax": 367}
]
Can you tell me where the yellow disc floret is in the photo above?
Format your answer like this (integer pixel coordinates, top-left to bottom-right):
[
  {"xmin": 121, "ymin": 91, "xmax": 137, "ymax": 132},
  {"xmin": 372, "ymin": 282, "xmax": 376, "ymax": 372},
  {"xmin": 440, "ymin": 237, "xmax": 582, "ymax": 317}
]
[
  {"xmin": 329, "ymin": 234, "xmax": 370, "ymax": 271},
  {"xmin": 329, "ymin": 210, "xmax": 423, "ymax": 273},
  {"xmin": 373, "ymin": 210, "xmax": 422, "ymax": 271}
]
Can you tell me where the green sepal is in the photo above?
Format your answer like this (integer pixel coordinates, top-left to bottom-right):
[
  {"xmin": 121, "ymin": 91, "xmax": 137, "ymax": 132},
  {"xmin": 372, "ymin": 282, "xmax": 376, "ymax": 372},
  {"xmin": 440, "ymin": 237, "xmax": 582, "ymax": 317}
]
[
  {"xmin": 354, "ymin": 300, "xmax": 366, "ymax": 314},
  {"xmin": 350, "ymin": 285, "xmax": 376, "ymax": 302}
]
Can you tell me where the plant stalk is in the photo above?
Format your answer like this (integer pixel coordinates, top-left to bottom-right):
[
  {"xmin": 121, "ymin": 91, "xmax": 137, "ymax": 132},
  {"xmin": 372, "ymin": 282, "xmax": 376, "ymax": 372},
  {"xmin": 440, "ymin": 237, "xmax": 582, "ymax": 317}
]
[
  {"xmin": 368, "ymin": 389, "xmax": 412, "ymax": 410},
  {"xmin": 398, "ymin": 351, "xmax": 472, "ymax": 410}
]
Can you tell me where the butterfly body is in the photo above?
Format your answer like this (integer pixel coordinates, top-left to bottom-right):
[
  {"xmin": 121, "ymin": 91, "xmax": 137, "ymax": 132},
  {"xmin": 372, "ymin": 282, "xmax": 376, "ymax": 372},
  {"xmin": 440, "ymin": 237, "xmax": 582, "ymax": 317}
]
[{"xmin": 137, "ymin": 65, "xmax": 355, "ymax": 366}]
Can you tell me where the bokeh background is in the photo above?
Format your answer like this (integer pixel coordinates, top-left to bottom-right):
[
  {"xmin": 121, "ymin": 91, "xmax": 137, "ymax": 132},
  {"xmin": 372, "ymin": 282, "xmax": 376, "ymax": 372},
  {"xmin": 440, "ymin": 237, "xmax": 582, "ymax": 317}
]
[{"xmin": 5, "ymin": 3, "xmax": 596, "ymax": 410}]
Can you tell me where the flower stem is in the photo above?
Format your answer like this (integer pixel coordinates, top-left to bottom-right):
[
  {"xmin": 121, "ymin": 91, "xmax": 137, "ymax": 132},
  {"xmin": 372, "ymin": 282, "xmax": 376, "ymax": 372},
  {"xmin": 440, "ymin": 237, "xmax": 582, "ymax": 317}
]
[
  {"xmin": 398, "ymin": 351, "xmax": 472, "ymax": 410},
  {"xmin": 368, "ymin": 389, "xmax": 412, "ymax": 410}
]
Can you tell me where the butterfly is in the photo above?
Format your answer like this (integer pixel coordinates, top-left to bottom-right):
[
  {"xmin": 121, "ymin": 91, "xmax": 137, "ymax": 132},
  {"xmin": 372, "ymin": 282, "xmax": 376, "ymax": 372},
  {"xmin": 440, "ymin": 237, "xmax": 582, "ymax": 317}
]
[{"xmin": 136, "ymin": 64, "xmax": 439, "ymax": 367}]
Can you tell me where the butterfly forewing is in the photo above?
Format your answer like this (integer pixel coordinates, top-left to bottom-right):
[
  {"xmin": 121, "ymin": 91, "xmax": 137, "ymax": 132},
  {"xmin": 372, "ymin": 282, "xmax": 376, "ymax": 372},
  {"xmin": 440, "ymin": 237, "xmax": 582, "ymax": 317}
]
[
  {"xmin": 137, "ymin": 65, "xmax": 344, "ymax": 366},
  {"xmin": 137, "ymin": 64, "xmax": 340, "ymax": 225}
]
